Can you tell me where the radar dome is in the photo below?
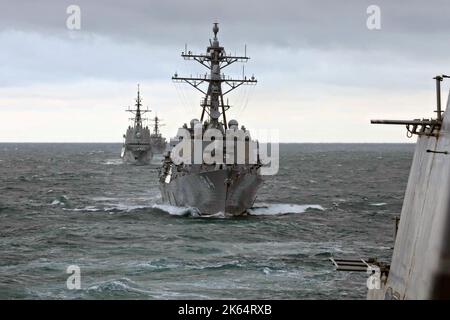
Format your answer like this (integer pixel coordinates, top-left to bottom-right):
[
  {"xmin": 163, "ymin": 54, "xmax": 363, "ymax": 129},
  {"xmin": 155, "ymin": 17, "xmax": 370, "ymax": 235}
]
[
  {"xmin": 190, "ymin": 118, "xmax": 200, "ymax": 129},
  {"xmin": 228, "ymin": 119, "xmax": 238, "ymax": 129}
]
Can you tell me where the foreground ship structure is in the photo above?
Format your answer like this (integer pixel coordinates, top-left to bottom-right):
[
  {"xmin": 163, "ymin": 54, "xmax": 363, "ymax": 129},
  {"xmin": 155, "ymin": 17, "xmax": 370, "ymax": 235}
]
[
  {"xmin": 121, "ymin": 85, "xmax": 153, "ymax": 165},
  {"xmin": 332, "ymin": 75, "xmax": 450, "ymax": 299},
  {"xmin": 159, "ymin": 23, "xmax": 262, "ymax": 215}
]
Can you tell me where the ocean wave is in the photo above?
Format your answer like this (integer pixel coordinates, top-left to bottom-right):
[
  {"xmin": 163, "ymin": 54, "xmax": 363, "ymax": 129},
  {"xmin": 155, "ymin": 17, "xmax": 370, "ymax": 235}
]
[
  {"xmin": 369, "ymin": 202, "xmax": 387, "ymax": 206},
  {"xmin": 110, "ymin": 203, "xmax": 154, "ymax": 212},
  {"xmin": 133, "ymin": 259, "xmax": 243, "ymax": 273},
  {"xmin": 86, "ymin": 278, "xmax": 151, "ymax": 296},
  {"xmin": 152, "ymin": 204, "xmax": 201, "ymax": 217},
  {"xmin": 66, "ymin": 206, "xmax": 103, "ymax": 212},
  {"xmin": 134, "ymin": 259, "xmax": 182, "ymax": 271},
  {"xmin": 191, "ymin": 260, "xmax": 243, "ymax": 270},
  {"xmin": 248, "ymin": 203, "xmax": 325, "ymax": 216},
  {"xmin": 91, "ymin": 197, "xmax": 118, "ymax": 201},
  {"xmin": 65, "ymin": 203, "xmax": 153, "ymax": 213},
  {"xmin": 103, "ymin": 159, "xmax": 123, "ymax": 165},
  {"xmin": 153, "ymin": 203, "xmax": 324, "ymax": 217},
  {"xmin": 50, "ymin": 195, "xmax": 69, "ymax": 206}
]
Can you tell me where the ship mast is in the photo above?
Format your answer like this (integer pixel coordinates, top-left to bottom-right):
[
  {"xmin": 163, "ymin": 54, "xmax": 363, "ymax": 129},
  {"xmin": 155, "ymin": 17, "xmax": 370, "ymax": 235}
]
[
  {"xmin": 172, "ymin": 23, "xmax": 257, "ymax": 129},
  {"xmin": 154, "ymin": 116, "xmax": 159, "ymax": 135},
  {"xmin": 126, "ymin": 84, "xmax": 150, "ymax": 128},
  {"xmin": 151, "ymin": 115, "xmax": 165, "ymax": 136}
]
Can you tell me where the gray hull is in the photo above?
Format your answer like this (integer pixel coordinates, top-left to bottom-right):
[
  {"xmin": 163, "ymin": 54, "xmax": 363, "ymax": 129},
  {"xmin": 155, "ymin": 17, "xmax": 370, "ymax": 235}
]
[
  {"xmin": 368, "ymin": 91, "xmax": 450, "ymax": 299},
  {"xmin": 160, "ymin": 168, "xmax": 262, "ymax": 215},
  {"xmin": 121, "ymin": 148, "xmax": 153, "ymax": 166},
  {"xmin": 150, "ymin": 144, "xmax": 166, "ymax": 155}
]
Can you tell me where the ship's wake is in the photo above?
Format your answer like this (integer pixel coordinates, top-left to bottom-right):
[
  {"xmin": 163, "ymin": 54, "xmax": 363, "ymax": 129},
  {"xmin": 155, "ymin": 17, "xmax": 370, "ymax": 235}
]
[
  {"xmin": 152, "ymin": 204, "xmax": 202, "ymax": 217},
  {"xmin": 152, "ymin": 203, "xmax": 324, "ymax": 218},
  {"xmin": 103, "ymin": 159, "xmax": 123, "ymax": 165},
  {"xmin": 247, "ymin": 203, "xmax": 325, "ymax": 216}
]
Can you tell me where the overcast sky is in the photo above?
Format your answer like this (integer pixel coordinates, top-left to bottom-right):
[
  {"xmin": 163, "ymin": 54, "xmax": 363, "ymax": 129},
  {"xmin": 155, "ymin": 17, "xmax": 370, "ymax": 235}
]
[{"xmin": 1, "ymin": 0, "xmax": 450, "ymax": 142}]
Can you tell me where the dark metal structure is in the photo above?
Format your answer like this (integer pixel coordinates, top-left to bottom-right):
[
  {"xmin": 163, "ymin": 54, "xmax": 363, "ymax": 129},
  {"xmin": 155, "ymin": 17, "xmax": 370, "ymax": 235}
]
[
  {"xmin": 150, "ymin": 115, "xmax": 167, "ymax": 154},
  {"xmin": 332, "ymin": 74, "xmax": 450, "ymax": 299},
  {"xmin": 159, "ymin": 23, "xmax": 262, "ymax": 215},
  {"xmin": 172, "ymin": 23, "xmax": 257, "ymax": 130},
  {"xmin": 121, "ymin": 85, "xmax": 153, "ymax": 165},
  {"xmin": 371, "ymin": 75, "xmax": 450, "ymax": 137}
]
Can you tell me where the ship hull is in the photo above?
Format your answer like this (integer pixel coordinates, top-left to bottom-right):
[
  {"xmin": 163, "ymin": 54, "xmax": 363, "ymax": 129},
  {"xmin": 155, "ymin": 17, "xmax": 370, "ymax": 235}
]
[
  {"xmin": 159, "ymin": 167, "xmax": 262, "ymax": 215},
  {"xmin": 150, "ymin": 138, "xmax": 167, "ymax": 155},
  {"xmin": 150, "ymin": 144, "xmax": 166, "ymax": 155},
  {"xmin": 121, "ymin": 147, "xmax": 153, "ymax": 166}
]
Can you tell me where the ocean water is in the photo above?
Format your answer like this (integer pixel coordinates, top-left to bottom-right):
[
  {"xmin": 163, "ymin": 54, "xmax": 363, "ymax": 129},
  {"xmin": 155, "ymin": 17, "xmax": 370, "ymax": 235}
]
[{"xmin": 0, "ymin": 143, "xmax": 414, "ymax": 299}]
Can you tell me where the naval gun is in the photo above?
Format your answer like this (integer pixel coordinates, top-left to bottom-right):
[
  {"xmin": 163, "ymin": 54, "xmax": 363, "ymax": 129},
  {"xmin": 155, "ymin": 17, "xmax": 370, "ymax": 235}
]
[
  {"xmin": 331, "ymin": 74, "xmax": 450, "ymax": 299},
  {"xmin": 371, "ymin": 74, "xmax": 450, "ymax": 137}
]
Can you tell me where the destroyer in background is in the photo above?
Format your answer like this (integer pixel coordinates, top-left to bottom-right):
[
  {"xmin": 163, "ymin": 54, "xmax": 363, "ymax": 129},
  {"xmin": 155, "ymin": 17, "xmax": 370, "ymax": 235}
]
[
  {"xmin": 150, "ymin": 115, "xmax": 167, "ymax": 154},
  {"xmin": 121, "ymin": 85, "xmax": 152, "ymax": 165},
  {"xmin": 159, "ymin": 23, "xmax": 262, "ymax": 215},
  {"xmin": 331, "ymin": 74, "xmax": 450, "ymax": 299}
]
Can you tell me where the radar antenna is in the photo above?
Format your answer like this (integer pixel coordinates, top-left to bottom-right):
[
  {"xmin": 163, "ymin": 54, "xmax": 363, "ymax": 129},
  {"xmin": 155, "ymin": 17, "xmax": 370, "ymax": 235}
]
[
  {"xmin": 151, "ymin": 115, "xmax": 165, "ymax": 136},
  {"xmin": 172, "ymin": 23, "xmax": 257, "ymax": 129},
  {"xmin": 126, "ymin": 84, "xmax": 151, "ymax": 127}
]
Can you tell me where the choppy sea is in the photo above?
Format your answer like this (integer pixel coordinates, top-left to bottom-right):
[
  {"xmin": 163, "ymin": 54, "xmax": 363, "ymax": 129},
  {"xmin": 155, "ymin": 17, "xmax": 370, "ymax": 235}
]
[{"xmin": 0, "ymin": 143, "xmax": 414, "ymax": 299}]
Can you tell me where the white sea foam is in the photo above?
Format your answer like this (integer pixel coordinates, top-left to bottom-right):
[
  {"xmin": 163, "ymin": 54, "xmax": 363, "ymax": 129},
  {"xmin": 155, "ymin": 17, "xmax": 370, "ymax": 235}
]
[
  {"xmin": 369, "ymin": 202, "xmax": 387, "ymax": 206},
  {"xmin": 201, "ymin": 212, "xmax": 227, "ymax": 218},
  {"xmin": 66, "ymin": 203, "xmax": 152, "ymax": 213},
  {"xmin": 51, "ymin": 195, "xmax": 68, "ymax": 206},
  {"xmin": 91, "ymin": 197, "xmax": 118, "ymax": 201},
  {"xmin": 152, "ymin": 204, "xmax": 201, "ymax": 217},
  {"xmin": 110, "ymin": 203, "xmax": 153, "ymax": 212},
  {"xmin": 248, "ymin": 203, "xmax": 325, "ymax": 216},
  {"xmin": 103, "ymin": 159, "xmax": 123, "ymax": 165},
  {"xmin": 153, "ymin": 203, "xmax": 324, "ymax": 217},
  {"xmin": 86, "ymin": 278, "xmax": 152, "ymax": 296},
  {"xmin": 68, "ymin": 206, "xmax": 102, "ymax": 212},
  {"xmin": 51, "ymin": 200, "xmax": 62, "ymax": 206}
]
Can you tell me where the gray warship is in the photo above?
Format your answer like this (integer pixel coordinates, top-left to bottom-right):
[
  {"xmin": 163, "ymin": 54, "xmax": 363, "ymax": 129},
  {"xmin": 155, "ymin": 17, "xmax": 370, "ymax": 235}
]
[
  {"xmin": 331, "ymin": 74, "xmax": 450, "ymax": 299},
  {"xmin": 150, "ymin": 115, "xmax": 167, "ymax": 154},
  {"xmin": 159, "ymin": 23, "xmax": 262, "ymax": 216},
  {"xmin": 121, "ymin": 85, "xmax": 153, "ymax": 165}
]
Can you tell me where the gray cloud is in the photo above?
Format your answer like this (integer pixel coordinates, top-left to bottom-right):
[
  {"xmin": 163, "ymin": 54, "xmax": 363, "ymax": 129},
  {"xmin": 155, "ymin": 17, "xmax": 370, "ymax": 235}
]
[
  {"xmin": 2, "ymin": 1, "xmax": 450, "ymax": 47},
  {"xmin": 1, "ymin": 1, "xmax": 448, "ymax": 84},
  {"xmin": 1, "ymin": 0, "xmax": 450, "ymax": 142}
]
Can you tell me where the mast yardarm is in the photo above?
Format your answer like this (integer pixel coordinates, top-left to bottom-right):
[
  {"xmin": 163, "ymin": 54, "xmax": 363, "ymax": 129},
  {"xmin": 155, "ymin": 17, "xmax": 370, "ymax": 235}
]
[
  {"xmin": 172, "ymin": 23, "xmax": 257, "ymax": 129},
  {"xmin": 126, "ymin": 84, "xmax": 150, "ymax": 127}
]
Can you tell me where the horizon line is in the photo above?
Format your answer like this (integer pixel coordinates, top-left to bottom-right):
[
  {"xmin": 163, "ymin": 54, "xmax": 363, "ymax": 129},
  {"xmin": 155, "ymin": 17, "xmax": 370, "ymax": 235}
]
[{"xmin": 0, "ymin": 141, "xmax": 416, "ymax": 144}]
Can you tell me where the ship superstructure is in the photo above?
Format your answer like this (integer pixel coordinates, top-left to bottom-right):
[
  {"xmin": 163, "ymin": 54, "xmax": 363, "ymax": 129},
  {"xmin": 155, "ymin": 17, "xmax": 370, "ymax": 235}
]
[
  {"xmin": 331, "ymin": 74, "xmax": 450, "ymax": 299},
  {"xmin": 159, "ymin": 23, "xmax": 262, "ymax": 215},
  {"xmin": 121, "ymin": 85, "xmax": 152, "ymax": 165},
  {"xmin": 366, "ymin": 74, "xmax": 450, "ymax": 299},
  {"xmin": 150, "ymin": 116, "xmax": 167, "ymax": 154}
]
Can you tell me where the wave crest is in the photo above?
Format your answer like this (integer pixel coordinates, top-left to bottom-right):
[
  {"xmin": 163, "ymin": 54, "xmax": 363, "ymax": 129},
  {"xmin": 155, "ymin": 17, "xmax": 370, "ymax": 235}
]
[{"xmin": 248, "ymin": 203, "xmax": 324, "ymax": 216}]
